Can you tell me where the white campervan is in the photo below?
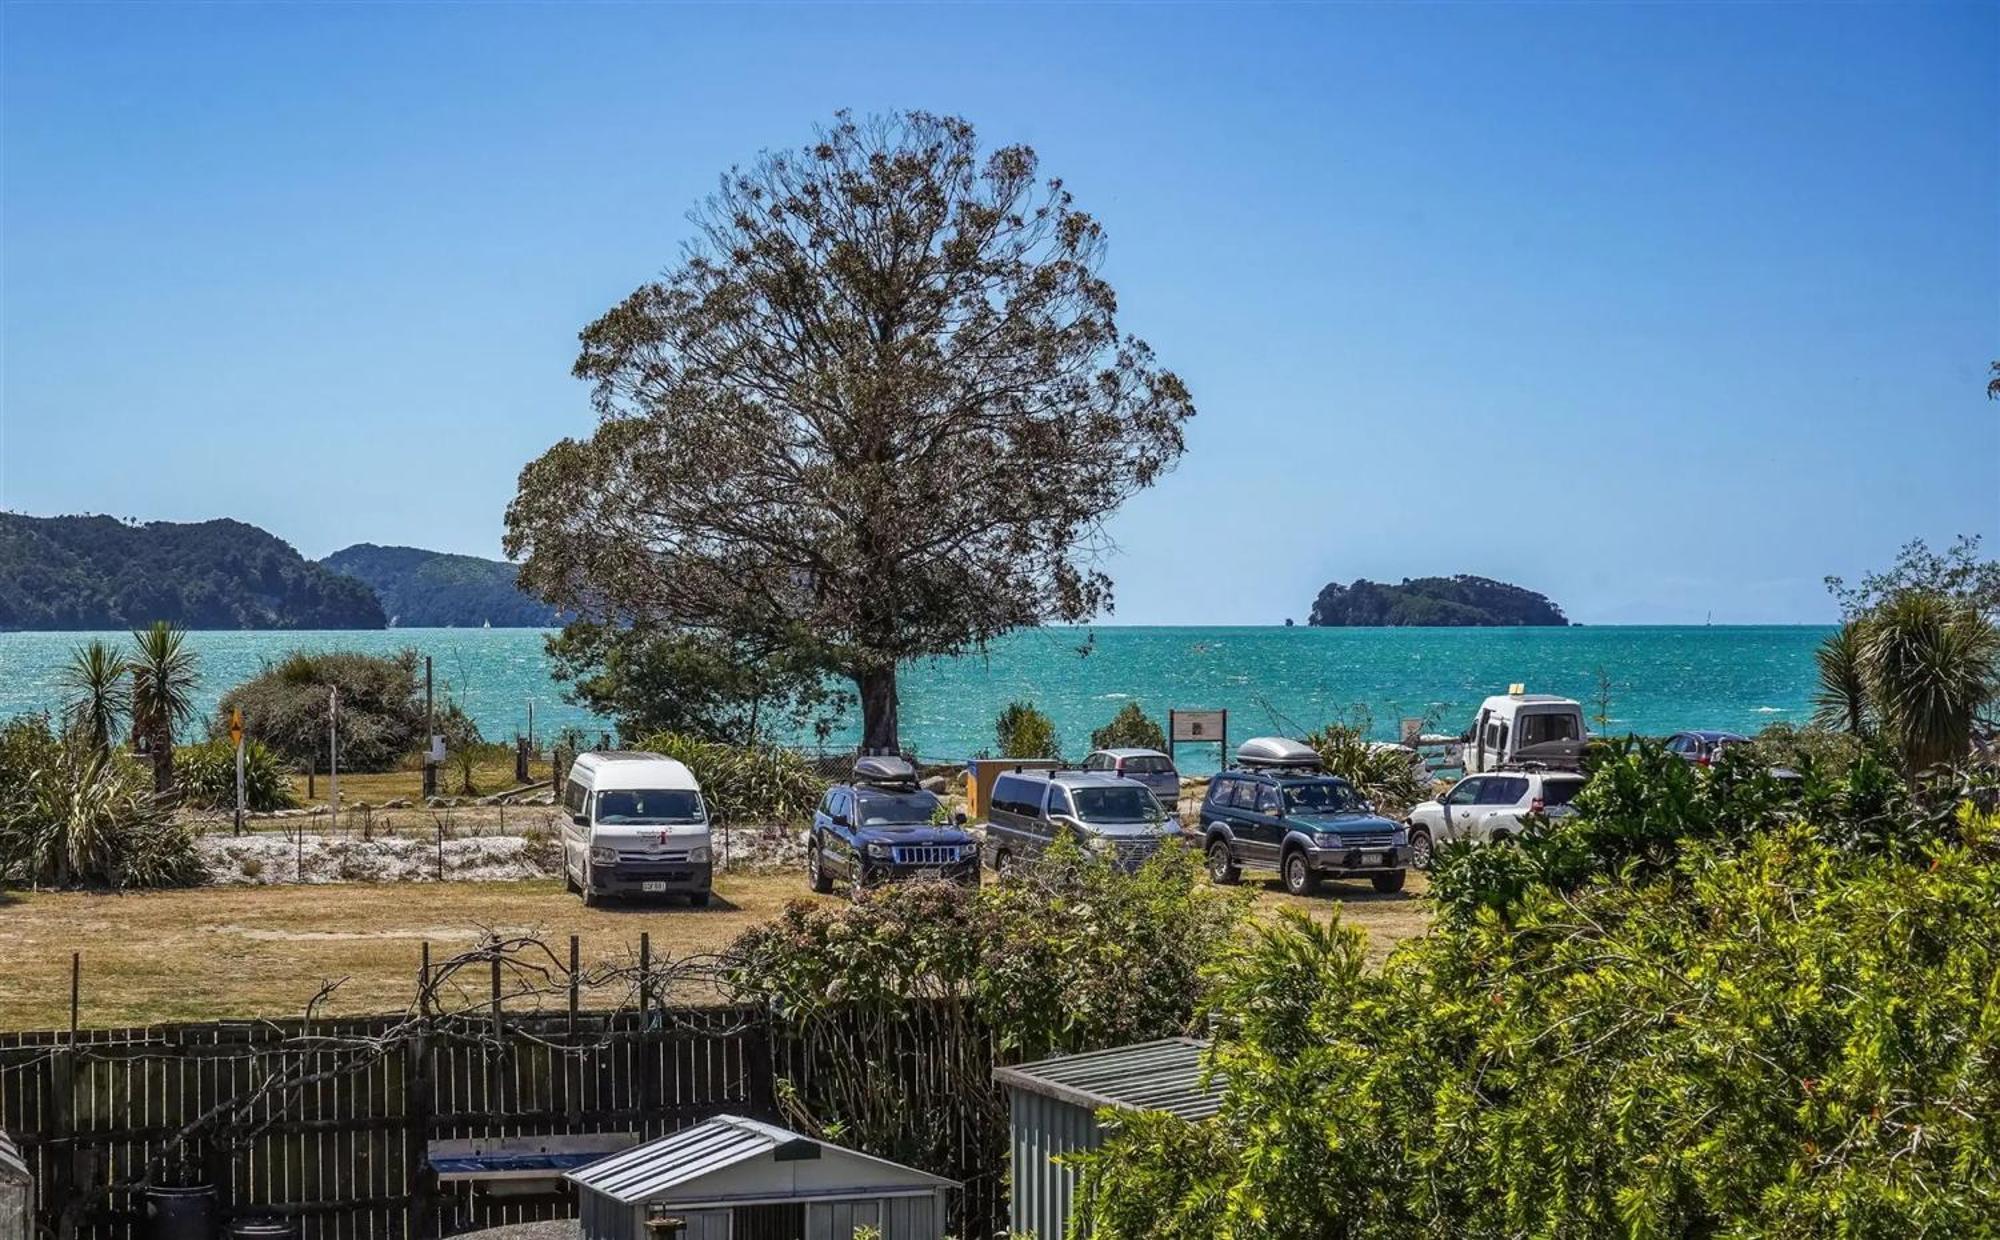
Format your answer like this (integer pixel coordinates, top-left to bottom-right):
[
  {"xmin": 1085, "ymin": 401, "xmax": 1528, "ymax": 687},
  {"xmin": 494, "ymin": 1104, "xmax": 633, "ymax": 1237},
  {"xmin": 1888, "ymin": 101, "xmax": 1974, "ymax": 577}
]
[
  {"xmin": 561, "ymin": 751, "xmax": 713, "ymax": 907},
  {"xmin": 1457, "ymin": 691, "xmax": 1587, "ymax": 774}
]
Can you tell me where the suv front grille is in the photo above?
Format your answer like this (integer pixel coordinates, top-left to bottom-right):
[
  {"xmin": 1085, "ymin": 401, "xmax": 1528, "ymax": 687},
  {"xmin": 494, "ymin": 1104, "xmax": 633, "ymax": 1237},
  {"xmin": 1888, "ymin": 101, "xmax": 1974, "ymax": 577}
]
[
  {"xmin": 891, "ymin": 844, "xmax": 964, "ymax": 866},
  {"xmin": 1113, "ymin": 838, "xmax": 1161, "ymax": 862},
  {"xmin": 1318, "ymin": 831, "xmax": 1396, "ymax": 850}
]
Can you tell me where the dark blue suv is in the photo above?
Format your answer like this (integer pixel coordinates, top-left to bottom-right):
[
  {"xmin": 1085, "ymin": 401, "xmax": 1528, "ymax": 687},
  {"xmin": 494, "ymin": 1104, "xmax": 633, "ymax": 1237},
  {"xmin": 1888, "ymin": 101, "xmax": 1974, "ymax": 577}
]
[
  {"xmin": 1199, "ymin": 737, "xmax": 1408, "ymax": 896},
  {"xmin": 807, "ymin": 756, "xmax": 980, "ymax": 895}
]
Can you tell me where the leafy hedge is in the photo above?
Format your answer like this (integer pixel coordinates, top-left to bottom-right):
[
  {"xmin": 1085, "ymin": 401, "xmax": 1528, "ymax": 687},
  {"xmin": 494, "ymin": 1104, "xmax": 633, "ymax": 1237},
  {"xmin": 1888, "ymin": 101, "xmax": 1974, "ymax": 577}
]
[
  {"xmin": 1072, "ymin": 745, "xmax": 2000, "ymax": 1237},
  {"xmin": 728, "ymin": 841, "xmax": 1246, "ymax": 1222}
]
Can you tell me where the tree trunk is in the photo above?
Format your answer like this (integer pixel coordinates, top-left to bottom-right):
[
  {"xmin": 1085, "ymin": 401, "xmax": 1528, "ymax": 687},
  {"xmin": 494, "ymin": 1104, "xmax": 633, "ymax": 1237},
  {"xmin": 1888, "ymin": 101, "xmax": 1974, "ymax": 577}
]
[
  {"xmin": 149, "ymin": 714, "xmax": 176, "ymax": 797},
  {"xmin": 856, "ymin": 665, "xmax": 900, "ymax": 755}
]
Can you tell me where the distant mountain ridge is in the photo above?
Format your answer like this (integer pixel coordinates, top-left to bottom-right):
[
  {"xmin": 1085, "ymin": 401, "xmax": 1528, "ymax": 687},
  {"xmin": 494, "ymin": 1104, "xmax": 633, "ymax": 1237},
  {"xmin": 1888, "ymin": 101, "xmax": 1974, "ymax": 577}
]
[
  {"xmin": 0, "ymin": 514, "xmax": 385, "ymax": 631},
  {"xmin": 1308, "ymin": 575, "xmax": 1569, "ymax": 627},
  {"xmin": 319, "ymin": 543, "xmax": 561, "ymax": 628}
]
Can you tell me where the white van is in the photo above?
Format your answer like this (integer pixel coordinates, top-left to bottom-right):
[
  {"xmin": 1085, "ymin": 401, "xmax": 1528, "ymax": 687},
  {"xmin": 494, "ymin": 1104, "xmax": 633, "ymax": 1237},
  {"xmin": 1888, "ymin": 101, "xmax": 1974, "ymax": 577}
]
[
  {"xmin": 1456, "ymin": 691, "xmax": 1587, "ymax": 773},
  {"xmin": 561, "ymin": 751, "xmax": 713, "ymax": 907}
]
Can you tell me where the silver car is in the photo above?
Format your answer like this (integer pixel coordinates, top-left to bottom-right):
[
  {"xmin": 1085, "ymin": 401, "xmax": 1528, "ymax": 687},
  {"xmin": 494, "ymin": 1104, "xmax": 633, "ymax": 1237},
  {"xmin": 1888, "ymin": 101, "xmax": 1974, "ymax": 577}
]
[{"xmin": 1081, "ymin": 748, "xmax": 1180, "ymax": 806}]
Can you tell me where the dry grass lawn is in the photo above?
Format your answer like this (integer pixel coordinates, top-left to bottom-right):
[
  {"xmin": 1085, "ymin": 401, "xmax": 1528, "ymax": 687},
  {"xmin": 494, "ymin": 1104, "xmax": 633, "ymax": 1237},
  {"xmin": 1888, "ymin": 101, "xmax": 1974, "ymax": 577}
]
[{"xmin": 0, "ymin": 870, "xmax": 1430, "ymax": 1032}]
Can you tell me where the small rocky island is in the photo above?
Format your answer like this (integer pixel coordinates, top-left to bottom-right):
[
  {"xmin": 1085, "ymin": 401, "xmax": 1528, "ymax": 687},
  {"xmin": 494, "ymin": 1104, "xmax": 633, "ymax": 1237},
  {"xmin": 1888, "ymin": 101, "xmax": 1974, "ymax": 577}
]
[{"xmin": 1308, "ymin": 575, "xmax": 1569, "ymax": 627}]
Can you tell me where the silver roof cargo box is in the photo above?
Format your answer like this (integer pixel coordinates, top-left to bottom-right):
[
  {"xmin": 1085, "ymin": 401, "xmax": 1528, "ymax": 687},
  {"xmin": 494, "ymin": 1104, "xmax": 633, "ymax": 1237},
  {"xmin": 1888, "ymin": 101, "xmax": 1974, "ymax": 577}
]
[{"xmin": 1235, "ymin": 736, "xmax": 1323, "ymax": 770}]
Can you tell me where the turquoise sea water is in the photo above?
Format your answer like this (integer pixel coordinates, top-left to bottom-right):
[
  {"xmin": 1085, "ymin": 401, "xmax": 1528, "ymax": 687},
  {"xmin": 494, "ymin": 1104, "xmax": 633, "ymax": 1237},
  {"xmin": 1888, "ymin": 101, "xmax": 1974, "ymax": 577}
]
[{"xmin": 0, "ymin": 625, "xmax": 1828, "ymax": 774}]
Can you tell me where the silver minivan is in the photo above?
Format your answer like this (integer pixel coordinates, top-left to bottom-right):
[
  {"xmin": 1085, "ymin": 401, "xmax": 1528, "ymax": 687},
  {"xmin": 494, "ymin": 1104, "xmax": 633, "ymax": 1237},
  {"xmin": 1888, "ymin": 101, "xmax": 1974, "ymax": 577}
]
[
  {"xmin": 981, "ymin": 769, "xmax": 1179, "ymax": 875},
  {"xmin": 1080, "ymin": 748, "xmax": 1181, "ymax": 806}
]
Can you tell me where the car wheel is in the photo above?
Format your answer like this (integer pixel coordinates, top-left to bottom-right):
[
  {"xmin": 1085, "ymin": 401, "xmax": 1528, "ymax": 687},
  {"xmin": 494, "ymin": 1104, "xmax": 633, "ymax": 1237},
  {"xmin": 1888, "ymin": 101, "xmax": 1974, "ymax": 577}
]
[
  {"xmin": 1206, "ymin": 840, "xmax": 1240, "ymax": 885},
  {"xmin": 1490, "ymin": 830, "xmax": 1514, "ymax": 846},
  {"xmin": 992, "ymin": 849, "xmax": 1011, "ymax": 878},
  {"xmin": 564, "ymin": 859, "xmax": 580, "ymax": 894},
  {"xmin": 1371, "ymin": 870, "xmax": 1407, "ymax": 894},
  {"xmin": 807, "ymin": 840, "xmax": 833, "ymax": 894},
  {"xmin": 688, "ymin": 890, "xmax": 712, "ymax": 908},
  {"xmin": 1408, "ymin": 827, "xmax": 1433, "ymax": 871},
  {"xmin": 1283, "ymin": 850, "xmax": 1320, "ymax": 897}
]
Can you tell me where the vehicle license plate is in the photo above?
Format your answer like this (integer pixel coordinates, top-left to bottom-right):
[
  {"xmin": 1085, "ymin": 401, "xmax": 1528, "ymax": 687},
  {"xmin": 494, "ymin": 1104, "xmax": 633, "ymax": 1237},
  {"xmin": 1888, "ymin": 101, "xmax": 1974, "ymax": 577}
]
[
  {"xmin": 1360, "ymin": 852, "xmax": 1381, "ymax": 866},
  {"xmin": 642, "ymin": 881, "xmax": 667, "ymax": 893}
]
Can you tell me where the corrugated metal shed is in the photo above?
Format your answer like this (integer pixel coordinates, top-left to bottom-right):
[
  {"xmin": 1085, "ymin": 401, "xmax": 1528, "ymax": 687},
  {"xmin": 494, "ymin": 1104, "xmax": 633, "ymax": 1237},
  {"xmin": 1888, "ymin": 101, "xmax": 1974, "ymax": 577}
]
[
  {"xmin": 569, "ymin": 1116, "xmax": 799, "ymax": 1204},
  {"xmin": 994, "ymin": 1037, "xmax": 1220, "ymax": 1121},
  {"xmin": 993, "ymin": 1039, "xmax": 1220, "ymax": 1238}
]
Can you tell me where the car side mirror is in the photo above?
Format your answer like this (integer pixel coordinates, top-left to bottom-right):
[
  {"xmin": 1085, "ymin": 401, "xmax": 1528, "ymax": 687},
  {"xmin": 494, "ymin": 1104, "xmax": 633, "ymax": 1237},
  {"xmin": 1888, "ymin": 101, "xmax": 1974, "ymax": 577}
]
[
  {"xmin": 831, "ymin": 813, "xmax": 850, "ymax": 828},
  {"xmin": 953, "ymin": 812, "xmax": 968, "ymax": 826},
  {"xmin": 571, "ymin": 813, "xmax": 588, "ymax": 828}
]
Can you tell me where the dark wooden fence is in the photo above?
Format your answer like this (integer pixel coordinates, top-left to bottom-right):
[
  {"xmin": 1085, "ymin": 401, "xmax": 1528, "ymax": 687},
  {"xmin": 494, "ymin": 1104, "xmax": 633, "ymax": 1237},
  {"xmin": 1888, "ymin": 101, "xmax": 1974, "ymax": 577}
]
[{"xmin": 0, "ymin": 1003, "xmax": 1003, "ymax": 1240}]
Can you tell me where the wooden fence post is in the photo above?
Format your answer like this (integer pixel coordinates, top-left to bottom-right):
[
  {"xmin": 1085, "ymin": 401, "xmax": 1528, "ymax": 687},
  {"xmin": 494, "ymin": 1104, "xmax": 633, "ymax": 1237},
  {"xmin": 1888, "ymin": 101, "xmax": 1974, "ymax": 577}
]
[
  {"xmin": 639, "ymin": 933, "xmax": 658, "ymax": 1127},
  {"xmin": 406, "ymin": 941, "xmax": 436, "ymax": 1240}
]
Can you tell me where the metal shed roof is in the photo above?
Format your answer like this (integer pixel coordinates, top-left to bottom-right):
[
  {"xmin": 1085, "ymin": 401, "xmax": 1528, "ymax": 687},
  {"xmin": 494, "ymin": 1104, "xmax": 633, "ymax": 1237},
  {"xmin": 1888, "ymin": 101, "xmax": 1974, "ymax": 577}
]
[
  {"xmin": 993, "ymin": 1038, "xmax": 1221, "ymax": 1121},
  {"xmin": 566, "ymin": 1115, "xmax": 955, "ymax": 1205}
]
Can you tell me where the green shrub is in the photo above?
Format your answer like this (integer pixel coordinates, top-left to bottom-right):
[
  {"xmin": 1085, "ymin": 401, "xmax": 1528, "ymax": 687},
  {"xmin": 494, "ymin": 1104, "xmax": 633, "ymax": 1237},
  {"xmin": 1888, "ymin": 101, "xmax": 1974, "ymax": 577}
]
[
  {"xmin": 0, "ymin": 715, "xmax": 201, "ymax": 889},
  {"xmin": 1301, "ymin": 723, "xmax": 1429, "ymax": 816},
  {"xmin": 995, "ymin": 700, "xmax": 1062, "ymax": 761},
  {"xmin": 727, "ymin": 839, "xmax": 1246, "ymax": 1200},
  {"xmin": 1090, "ymin": 702, "xmax": 1167, "ymax": 753},
  {"xmin": 1073, "ymin": 807, "xmax": 2000, "ymax": 1237},
  {"xmin": 216, "ymin": 649, "xmax": 425, "ymax": 773},
  {"xmin": 1748, "ymin": 720, "xmax": 1870, "ymax": 779},
  {"xmin": 635, "ymin": 732, "xmax": 826, "ymax": 825},
  {"xmin": 175, "ymin": 739, "xmax": 298, "ymax": 812}
]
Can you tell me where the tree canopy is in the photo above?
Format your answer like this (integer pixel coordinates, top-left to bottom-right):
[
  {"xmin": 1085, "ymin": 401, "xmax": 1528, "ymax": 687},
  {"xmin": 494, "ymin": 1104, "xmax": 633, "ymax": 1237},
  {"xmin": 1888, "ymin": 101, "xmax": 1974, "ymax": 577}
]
[{"xmin": 505, "ymin": 112, "xmax": 1193, "ymax": 750}]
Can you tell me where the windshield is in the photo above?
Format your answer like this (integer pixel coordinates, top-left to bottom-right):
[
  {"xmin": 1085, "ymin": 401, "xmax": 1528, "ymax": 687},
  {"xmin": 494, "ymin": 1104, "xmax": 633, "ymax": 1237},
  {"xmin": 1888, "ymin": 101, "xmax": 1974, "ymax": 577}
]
[
  {"xmin": 1518, "ymin": 712, "xmax": 1582, "ymax": 746},
  {"xmin": 1070, "ymin": 786, "xmax": 1160, "ymax": 825},
  {"xmin": 1282, "ymin": 780, "xmax": 1366, "ymax": 814},
  {"xmin": 856, "ymin": 789, "xmax": 941, "ymax": 826},
  {"xmin": 594, "ymin": 789, "xmax": 704, "ymax": 825}
]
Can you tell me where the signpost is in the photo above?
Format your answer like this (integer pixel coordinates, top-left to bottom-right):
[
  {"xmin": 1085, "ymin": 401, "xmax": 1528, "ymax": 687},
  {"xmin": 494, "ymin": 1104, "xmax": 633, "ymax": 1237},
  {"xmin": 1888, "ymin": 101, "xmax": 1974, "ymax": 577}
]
[
  {"xmin": 1167, "ymin": 708, "xmax": 1229, "ymax": 771},
  {"xmin": 329, "ymin": 687, "xmax": 340, "ymax": 822},
  {"xmin": 229, "ymin": 707, "xmax": 246, "ymax": 836}
]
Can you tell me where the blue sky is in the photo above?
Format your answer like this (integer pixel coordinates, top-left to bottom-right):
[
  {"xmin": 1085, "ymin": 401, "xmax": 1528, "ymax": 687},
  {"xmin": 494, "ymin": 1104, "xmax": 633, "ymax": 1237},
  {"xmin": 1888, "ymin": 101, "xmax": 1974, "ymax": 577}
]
[{"xmin": 3, "ymin": 2, "xmax": 1994, "ymax": 625}]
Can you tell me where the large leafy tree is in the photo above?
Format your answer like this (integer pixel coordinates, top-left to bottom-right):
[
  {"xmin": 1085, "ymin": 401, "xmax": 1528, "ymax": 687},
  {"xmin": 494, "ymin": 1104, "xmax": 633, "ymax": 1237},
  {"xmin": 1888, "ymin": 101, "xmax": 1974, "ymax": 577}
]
[{"xmin": 505, "ymin": 112, "xmax": 1194, "ymax": 751}]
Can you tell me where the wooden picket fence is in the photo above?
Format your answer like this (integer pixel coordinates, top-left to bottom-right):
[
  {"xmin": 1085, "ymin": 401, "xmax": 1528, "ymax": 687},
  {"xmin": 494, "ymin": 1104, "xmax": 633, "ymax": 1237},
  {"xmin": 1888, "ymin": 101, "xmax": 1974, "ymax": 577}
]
[{"xmin": 0, "ymin": 1000, "xmax": 1005, "ymax": 1240}]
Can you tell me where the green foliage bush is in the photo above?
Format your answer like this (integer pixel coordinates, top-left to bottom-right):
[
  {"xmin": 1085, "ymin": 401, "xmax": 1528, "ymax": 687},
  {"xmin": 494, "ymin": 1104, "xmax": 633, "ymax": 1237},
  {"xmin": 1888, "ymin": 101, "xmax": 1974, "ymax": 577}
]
[
  {"xmin": 728, "ymin": 840, "xmax": 1245, "ymax": 1209},
  {"xmin": 0, "ymin": 715, "xmax": 201, "ymax": 889},
  {"xmin": 1301, "ymin": 723, "xmax": 1430, "ymax": 816},
  {"xmin": 175, "ymin": 739, "xmax": 298, "ymax": 812},
  {"xmin": 1074, "ymin": 800, "xmax": 2000, "ymax": 1237},
  {"xmin": 635, "ymin": 731, "xmax": 826, "ymax": 825},
  {"xmin": 1747, "ymin": 720, "xmax": 1869, "ymax": 778},
  {"xmin": 1090, "ymin": 702, "xmax": 1167, "ymax": 753},
  {"xmin": 216, "ymin": 649, "xmax": 425, "ymax": 773},
  {"xmin": 995, "ymin": 700, "xmax": 1062, "ymax": 761}
]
